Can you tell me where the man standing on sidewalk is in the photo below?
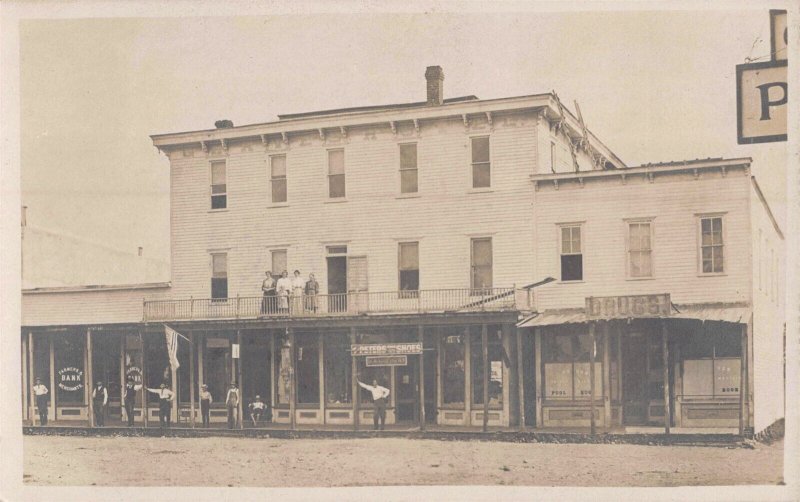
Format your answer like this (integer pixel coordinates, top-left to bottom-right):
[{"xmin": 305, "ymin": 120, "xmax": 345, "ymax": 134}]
[
  {"xmin": 357, "ymin": 379, "xmax": 390, "ymax": 430},
  {"xmin": 92, "ymin": 381, "xmax": 108, "ymax": 427},
  {"xmin": 32, "ymin": 378, "xmax": 49, "ymax": 426},
  {"xmin": 146, "ymin": 383, "xmax": 175, "ymax": 431},
  {"xmin": 226, "ymin": 383, "xmax": 240, "ymax": 429},
  {"xmin": 123, "ymin": 378, "xmax": 141, "ymax": 427}
]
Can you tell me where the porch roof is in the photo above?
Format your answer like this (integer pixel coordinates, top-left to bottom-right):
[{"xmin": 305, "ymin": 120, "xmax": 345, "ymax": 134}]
[{"xmin": 517, "ymin": 303, "xmax": 751, "ymax": 328}]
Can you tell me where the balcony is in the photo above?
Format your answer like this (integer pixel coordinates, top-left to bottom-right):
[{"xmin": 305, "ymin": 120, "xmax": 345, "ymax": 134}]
[{"xmin": 143, "ymin": 287, "xmax": 532, "ymax": 322}]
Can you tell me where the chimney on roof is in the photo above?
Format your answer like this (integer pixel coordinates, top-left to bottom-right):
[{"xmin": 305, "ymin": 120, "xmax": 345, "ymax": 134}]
[
  {"xmin": 425, "ymin": 66, "xmax": 444, "ymax": 106},
  {"xmin": 215, "ymin": 119, "xmax": 234, "ymax": 129},
  {"xmin": 138, "ymin": 246, "xmax": 143, "ymax": 257},
  {"xmin": 21, "ymin": 205, "xmax": 27, "ymax": 227}
]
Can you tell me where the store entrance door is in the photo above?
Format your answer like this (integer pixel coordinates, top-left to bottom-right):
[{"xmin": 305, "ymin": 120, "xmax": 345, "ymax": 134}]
[
  {"xmin": 622, "ymin": 333, "xmax": 648, "ymax": 425},
  {"xmin": 394, "ymin": 358, "xmax": 419, "ymax": 423}
]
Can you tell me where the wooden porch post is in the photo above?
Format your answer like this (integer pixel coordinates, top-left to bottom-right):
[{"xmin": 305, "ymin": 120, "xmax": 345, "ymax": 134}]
[
  {"xmin": 662, "ymin": 321, "xmax": 671, "ymax": 435},
  {"xmin": 237, "ymin": 330, "xmax": 244, "ymax": 429},
  {"xmin": 49, "ymin": 335, "xmax": 55, "ymax": 422},
  {"xmin": 418, "ymin": 325, "xmax": 426, "ymax": 431},
  {"xmin": 739, "ymin": 323, "xmax": 747, "ymax": 436},
  {"xmin": 141, "ymin": 330, "xmax": 148, "ymax": 428},
  {"xmin": 589, "ymin": 322, "xmax": 596, "ymax": 435},
  {"xmin": 289, "ymin": 327, "xmax": 296, "ymax": 430},
  {"xmin": 351, "ymin": 327, "xmax": 359, "ymax": 431},
  {"xmin": 22, "ymin": 334, "xmax": 28, "ymax": 424},
  {"xmin": 189, "ymin": 331, "xmax": 196, "ymax": 428},
  {"xmin": 534, "ymin": 328, "xmax": 543, "ymax": 428},
  {"xmin": 481, "ymin": 324, "xmax": 489, "ymax": 432},
  {"xmin": 87, "ymin": 329, "xmax": 94, "ymax": 427},
  {"xmin": 603, "ymin": 322, "xmax": 612, "ymax": 429},
  {"xmin": 27, "ymin": 332, "xmax": 35, "ymax": 426},
  {"xmin": 516, "ymin": 327, "xmax": 526, "ymax": 431}
]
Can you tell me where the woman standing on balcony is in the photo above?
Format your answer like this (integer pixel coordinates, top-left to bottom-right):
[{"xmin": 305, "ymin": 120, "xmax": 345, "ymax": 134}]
[
  {"xmin": 276, "ymin": 270, "xmax": 291, "ymax": 313},
  {"xmin": 261, "ymin": 271, "xmax": 276, "ymax": 315},
  {"xmin": 291, "ymin": 270, "xmax": 305, "ymax": 314},
  {"xmin": 305, "ymin": 272, "xmax": 319, "ymax": 312}
]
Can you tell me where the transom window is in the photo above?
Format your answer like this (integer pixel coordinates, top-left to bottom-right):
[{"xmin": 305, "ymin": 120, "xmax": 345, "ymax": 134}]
[
  {"xmin": 210, "ymin": 160, "xmax": 227, "ymax": 209},
  {"xmin": 471, "ymin": 137, "xmax": 490, "ymax": 188},
  {"xmin": 399, "ymin": 143, "xmax": 418, "ymax": 194},
  {"xmin": 270, "ymin": 155, "xmax": 287, "ymax": 203},
  {"xmin": 559, "ymin": 225, "xmax": 583, "ymax": 281},
  {"xmin": 328, "ymin": 149, "xmax": 345, "ymax": 198},
  {"xmin": 628, "ymin": 221, "xmax": 653, "ymax": 278},
  {"xmin": 700, "ymin": 216, "xmax": 724, "ymax": 274}
]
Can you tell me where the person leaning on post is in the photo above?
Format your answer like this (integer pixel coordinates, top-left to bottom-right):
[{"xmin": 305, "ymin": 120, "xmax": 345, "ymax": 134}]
[
  {"xmin": 226, "ymin": 382, "xmax": 240, "ymax": 429},
  {"xmin": 146, "ymin": 383, "xmax": 175, "ymax": 431},
  {"xmin": 92, "ymin": 381, "xmax": 108, "ymax": 427},
  {"xmin": 32, "ymin": 377, "xmax": 49, "ymax": 426}
]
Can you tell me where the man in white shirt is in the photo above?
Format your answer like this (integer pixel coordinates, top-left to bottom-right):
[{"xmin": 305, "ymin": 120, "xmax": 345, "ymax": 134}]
[
  {"xmin": 226, "ymin": 383, "xmax": 240, "ymax": 429},
  {"xmin": 32, "ymin": 377, "xmax": 49, "ymax": 426},
  {"xmin": 248, "ymin": 394, "xmax": 266, "ymax": 426},
  {"xmin": 146, "ymin": 383, "xmax": 175, "ymax": 430},
  {"xmin": 91, "ymin": 381, "xmax": 108, "ymax": 427},
  {"xmin": 357, "ymin": 379, "xmax": 390, "ymax": 430}
]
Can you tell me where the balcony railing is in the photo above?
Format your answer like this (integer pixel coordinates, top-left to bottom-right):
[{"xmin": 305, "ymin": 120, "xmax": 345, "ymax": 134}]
[{"xmin": 143, "ymin": 287, "xmax": 531, "ymax": 322}]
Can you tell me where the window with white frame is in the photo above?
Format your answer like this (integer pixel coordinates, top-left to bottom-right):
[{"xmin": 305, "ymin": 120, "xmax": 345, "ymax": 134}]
[
  {"xmin": 211, "ymin": 252, "xmax": 228, "ymax": 300},
  {"xmin": 328, "ymin": 149, "xmax": 345, "ymax": 198},
  {"xmin": 559, "ymin": 224, "xmax": 583, "ymax": 281},
  {"xmin": 210, "ymin": 160, "xmax": 227, "ymax": 209},
  {"xmin": 470, "ymin": 237, "xmax": 493, "ymax": 294},
  {"xmin": 699, "ymin": 216, "xmax": 724, "ymax": 274},
  {"xmin": 270, "ymin": 155, "xmax": 287, "ymax": 203},
  {"xmin": 399, "ymin": 143, "xmax": 418, "ymax": 194},
  {"xmin": 398, "ymin": 242, "xmax": 419, "ymax": 297},
  {"xmin": 628, "ymin": 221, "xmax": 653, "ymax": 278},
  {"xmin": 550, "ymin": 140, "xmax": 556, "ymax": 172},
  {"xmin": 471, "ymin": 136, "xmax": 490, "ymax": 188}
]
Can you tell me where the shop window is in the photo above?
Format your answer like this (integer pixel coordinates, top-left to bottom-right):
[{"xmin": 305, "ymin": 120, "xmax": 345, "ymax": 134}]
[
  {"xmin": 681, "ymin": 324, "xmax": 741, "ymax": 398},
  {"xmin": 441, "ymin": 327, "xmax": 465, "ymax": 405},
  {"xmin": 470, "ymin": 326, "xmax": 504, "ymax": 407},
  {"xmin": 470, "ymin": 237, "xmax": 493, "ymax": 294},
  {"xmin": 275, "ymin": 332, "xmax": 291, "ymax": 405},
  {"xmin": 295, "ymin": 334, "xmax": 320, "ymax": 405},
  {"xmin": 471, "ymin": 136, "xmax": 490, "ymax": 188},
  {"xmin": 177, "ymin": 335, "xmax": 192, "ymax": 403},
  {"xmin": 270, "ymin": 155, "xmax": 287, "ymax": 203},
  {"xmin": 559, "ymin": 225, "xmax": 583, "ymax": 281},
  {"xmin": 324, "ymin": 334, "xmax": 352, "ymax": 405},
  {"xmin": 211, "ymin": 253, "xmax": 228, "ymax": 300},
  {"xmin": 542, "ymin": 329, "xmax": 602, "ymax": 400},
  {"xmin": 699, "ymin": 216, "xmax": 724, "ymax": 274},
  {"xmin": 54, "ymin": 333, "xmax": 86, "ymax": 406},
  {"xmin": 145, "ymin": 333, "xmax": 171, "ymax": 404},
  {"xmin": 328, "ymin": 149, "xmax": 345, "ymax": 199},
  {"xmin": 400, "ymin": 143, "xmax": 418, "ymax": 194},
  {"xmin": 628, "ymin": 221, "xmax": 653, "ymax": 278},
  {"xmin": 91, "ymin": 334, "xmax": 121, "ymax": 402},
  {"xmin": 398, "ymin": 242, "xmax": 419, "ymax": 297},
  {"xmin": 210, "ymin": 160, "xmax": 227, "ymax": 209}
]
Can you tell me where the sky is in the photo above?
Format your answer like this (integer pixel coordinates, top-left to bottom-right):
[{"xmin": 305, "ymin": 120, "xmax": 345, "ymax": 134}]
[{"xmin": 19, "ymin": 4, "xmax": 789, "ymax": 269}]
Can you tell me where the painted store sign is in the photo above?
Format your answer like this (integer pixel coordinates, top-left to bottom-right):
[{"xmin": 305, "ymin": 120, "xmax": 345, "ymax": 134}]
[
  {"xmin": 585, "ymin": 294, "xmax": 671, "ymax": 320},
  {"xmin": 351, "ymin": 343, "xmax": 422, "ymax": 356},
  {"xmin": 57, "ymin": 366, "xmax": 84, "ymax": 391}
]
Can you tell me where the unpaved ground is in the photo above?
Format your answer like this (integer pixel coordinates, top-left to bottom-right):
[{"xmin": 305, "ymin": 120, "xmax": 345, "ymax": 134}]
[{"xmin": 23, "ymin": 435, "xmax": 783, "ymax": 487}]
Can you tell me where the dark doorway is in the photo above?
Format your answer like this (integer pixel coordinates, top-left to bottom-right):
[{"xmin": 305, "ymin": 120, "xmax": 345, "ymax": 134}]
[
  {"xmin": 327, "ymin": 256, "xmax": 347, "ymax": 312},
  {"xmin": 521, "ymin": 333, "xmax": 536, "ymax": 427},
  {"xmin": 395, "ymin": 358, "xmax": 419, "ymax": 423},
  {"xmin": 622, "ymin": 333, "xmax": 648, "ymax": 425},
  {"xmin": 423, "ymin": 349, "xmax": 437, "ymax": 424},
  {"xmin": 242, "ymin": 333, "xmax": 271, "ymax": 419}
]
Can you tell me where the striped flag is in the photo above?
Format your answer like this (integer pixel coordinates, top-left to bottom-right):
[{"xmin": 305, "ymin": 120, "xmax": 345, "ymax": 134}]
[{"xmin": 164, "ymin": 325, "xmax": 181, "ymax": 370}]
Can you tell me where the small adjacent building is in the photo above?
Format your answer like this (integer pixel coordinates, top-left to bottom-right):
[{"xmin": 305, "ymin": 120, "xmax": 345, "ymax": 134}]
[{"xmin": 21, "ymin": 67, "xmax": 785, "ymax": 435}]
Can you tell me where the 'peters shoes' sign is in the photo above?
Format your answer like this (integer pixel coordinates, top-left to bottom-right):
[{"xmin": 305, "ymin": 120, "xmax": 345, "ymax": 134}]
[
  {"xmin": 351, "ymin": 343, "xmax": 422, "ymax": 356},
  {"xmin": 585, "ymin": 294, "xmax": 671, "ymax": 320}
]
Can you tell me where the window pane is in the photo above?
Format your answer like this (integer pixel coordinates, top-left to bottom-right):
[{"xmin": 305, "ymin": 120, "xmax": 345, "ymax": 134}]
[
  {"xmin": 328, "ymin": 150, "xmax": 344, "ymax": 175},
  {"xmin": 271, "ymin": 250, "xmax": 287, "ymax": 276},
  {"xmin": 295, "ymin": 334, "xmax": 320, "ymax": 405},
  {"xmin": 329, "ymin": 174, "xmax": 346, "ymax": 198},
  {"xmin": 571, "ymin": 227, "xmax": 581, "ymax": 252},
  {"xmin": 212, "ymin": 254, "xmax": 227, "ymax": 276},
  {"xmin": 544, "ymin": 333, "xmax": 574, "ymax": 363},
  {"xmin": 470, "ymin": 329, "xmax": 483, "ymax": 404},
  {"xmin": 561, "ymin": 254, "xmax": 583, "ymax": 281},
  {"xmin": 400, "ymin": 169, "xmax": 418, "ymax": 193},
  {"xmin": 472, "ymin": 163, "xmax": 490, "ymax": 188},
  {"xmin": 54, "ymin": 333, "xmax": 86, "ymax": 405},
  {"xmin": 713, "ymin": 247, "xmax": 724, "ymax": 272},
  {"xmin": 211, "ymin": 162, "xmax": 226, "ymax": 184},
  {"xmin": 211, "ymin": 184, "xmax": 226, "ymax": 194},
  {"xmin": 272, "ymin": 179, "xmax": 287, "ymax": 203},
  {"xmin": 714, "ymin": 325, "xmax": 742, "ymax": 357},
  {"xmin": 442, "ymin": 328, "xmax": 465, "ymax": 405},
  {"xmin": 561, "ymin": 227, "xmax": 571, "ymax": 253},
  {"xmin": 399, "ymin": 242, "xmax": 419, "ymax": 270},
  {"xmin": 400, "ymin": 144, "xmax": 417, "ymax": 169},
  {"xmin": 276, "ymin": 333, "xmax": 291, "ymax": 405},
  {"xmin": 471, "ymin": 137, "xmax": 490, "ymax": 163},
  {"xmin": 211, "ymin": 277, "xmax": 228, "ymax": 299},
  {"xmin": 712, "ymin": 217, "xmax": 722, "ymax": 233},
  {"xmin": 471, "ymin": 239, "xmax": 492, "ymax": 266},
  {"xmin": 701, "ymin": 218, "xmax": 711, "ymax": 233},
  {"xmin": 271, "ymin": 156, "xmax": 286, "ymax": 177},
  {"xmin": 399, "ymin": 270, "xmax": 419, "ymax": 291},
  {"xmin": 682, "ymin": 333, "xmax": 715, "ymax": 359},
  {"xmin": 211, "ymin": 194, "xmax": 226, "ymax": 209},
  {"xmin": 324, "ymin": 334, "xmax": 352, "ymax": 404}
]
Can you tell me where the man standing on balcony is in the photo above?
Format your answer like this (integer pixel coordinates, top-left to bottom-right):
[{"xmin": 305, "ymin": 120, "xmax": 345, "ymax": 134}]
[
  {"xmin": 261, "ymin": 271, "xmax": 276, "ymax": 315},
  {"xmin": 304, "ymin": 272, "xmax": 319, "ymax": 312},
  {"xmin": 357, "ymin": 379, "xmax": 390, "ymax": 430}
]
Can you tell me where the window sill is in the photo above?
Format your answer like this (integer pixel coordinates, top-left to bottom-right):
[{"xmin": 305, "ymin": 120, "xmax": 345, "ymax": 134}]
[
  {"xmin": 467, "ymin": 188, "xmax": 494, "ymax": 194},
  {"xmin": 558, "ymin": 280, "xmax": 584, "ymax": 284},
  {"xmin": 395, "ymin": 193, "xmax": 421, "ymax": 199},
  {"xmin": 208, "ymin": 209, "xmax": 229, "ymax": 213},
  {"xmin": 268, "ymin": 202, "xmax": 289, "ymax": 208},
  {"xmin": 324, "ymin": 198, "xmax": 349, "ymax": 204},
  {"xmin": 697, "ymin": 273, "xmax": 727, "ymax": 277},
  {"xmin": 325, "ymin": 402, "xmax": 353, "ymax": 408},
  {"xmin": 626, "ymin": 276, "xmax": 655, "ymax": 281}
]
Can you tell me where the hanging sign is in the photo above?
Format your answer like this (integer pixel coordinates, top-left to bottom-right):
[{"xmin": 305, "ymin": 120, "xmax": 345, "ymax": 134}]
[
  {"xmin": 125, "ymin": 366, "xmax": 143, "ymax": 384},
  {"xmin": 351, "ymin": 342, "xmax": 422, "ymax": 356},
  {"xmin": 366, "ymin": 355, "xmax": 408, "ymax": 367},
  {"xmin": 771, "ymin": 10, "xmax": 787, "ymax": 62},
  {"xmin": 585, "ymin": 294, "xmax": 671, "ymax": 320},
  {"xmin": 57, "ymin": 367, "xmax": 84, "ymax": 391},
  {"xmin": 232, "ymin": 343, "xmax": 240, "ymax": 359}
]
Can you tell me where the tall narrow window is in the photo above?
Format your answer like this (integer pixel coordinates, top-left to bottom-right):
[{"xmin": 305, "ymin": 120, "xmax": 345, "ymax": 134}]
[
  {"xmin": 628, "ymin": 221, "xmax": 653, "ymax": 278},
  {"xmin": 211, "ymin": 253, "xmax": 228, "ymax": 300},
  {"xmin": 470, "ymin": 237, "xmax": 493, "ymax": 294},
  {"xmin": 210, "ymin": 160, "xmax": 227, "ymax": 209},
  {"xmin": 328, "ymin": 149, "xmax": 345, "ymax": 198},
  {"xmin": 398, "ymin": 242, "xmax": 419, "ymax": 297},
  {"xmin": 471, "ymin": 136, "xmax": 490, "ymax": 188},
  {"xmin": 560, "ymin": 225, "xmax": 583, "ymax": 281},
  {"xmin": 270, "ymin": 155, "xmax": 287, "ymax": 203},
  {"xmin": 700, "ymin": 216, "xmax": 724, "ymax": 273},
  {"xmin": 441, "ymin": 327, "xmax": 465, "ymax": 405},
  {"xmin": 271, "ymin": 249, "xmax": 287, "ymax": 276},
  {"xmin": 550, "ymin": 140, "xmax": 556, "ymax": 172},
  {"xmin": 399, "ymin": 143, "xmax": 418, "ymax": 194}
]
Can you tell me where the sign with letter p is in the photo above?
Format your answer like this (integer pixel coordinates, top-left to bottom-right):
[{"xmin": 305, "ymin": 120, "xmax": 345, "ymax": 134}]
[{"xmin": 737, "ymin": 60, "xmax": 787, "ymax": 144}]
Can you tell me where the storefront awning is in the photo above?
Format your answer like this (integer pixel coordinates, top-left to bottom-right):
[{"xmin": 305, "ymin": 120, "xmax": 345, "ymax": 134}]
[
  {"xmin": 517, "ymin": 309, "xmax": 586, "ymax": 327},
  {"xmin": 517, "ymin": 303, "xmax": 750, "ymax": 328}
]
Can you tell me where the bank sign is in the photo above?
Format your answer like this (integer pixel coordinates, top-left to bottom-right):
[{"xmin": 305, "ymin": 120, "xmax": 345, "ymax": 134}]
[
  {"xmin": 57, "ymin": 366, "xmax": 84, "ymax": 391},
  {"xmin": 351, "ymin": 343, "xmax": 422, "ymax": 356},
  {"xmin": 585, "ymin": 294, "xmax": 671, "ymax": 320}
]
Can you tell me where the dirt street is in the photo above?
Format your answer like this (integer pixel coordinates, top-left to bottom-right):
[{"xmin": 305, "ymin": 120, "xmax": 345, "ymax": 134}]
[{"xmin": 23, "ymin": 435, "xmax": 783, "ymax": 487}]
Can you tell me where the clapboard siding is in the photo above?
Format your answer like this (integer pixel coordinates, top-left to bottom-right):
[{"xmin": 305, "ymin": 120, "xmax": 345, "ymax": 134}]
[
  {"xmin": 22, "ymin": 286, "xmax": 172, "ymax": 327},
  {"xmin": 533, "ymin": 168, "xmax": 752, "ymax": 309},
  {"xmin": 168, "ymin": 111, "xmax": 540, "ymax": 300}
]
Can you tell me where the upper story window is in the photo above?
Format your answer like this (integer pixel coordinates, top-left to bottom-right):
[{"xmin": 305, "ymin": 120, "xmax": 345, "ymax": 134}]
[
  {"xmin": 271, "ymin": 249, "xmax": 287, "ymax": 276},
  {"xmin": 211, "ymin": 252, "xmax": 228, "ymax": 300},
  {"xmin": 399, "ymin": 143, "xmax": 418, "ymax": 194},
  {"xmin": 550, "ymin": 140, "xmax": 556, "ymax": 173},
  {"xmin": 328, "ymin": 149, "xmax": 345, "ymax": 198},
  {"xmin": 398, "ymin": 242, "xmax": 419, "ymax": 297},
  {"xmin": 470, "ymin": 237, "xmax": 493, "ymax": 294},
  {"xmin": 699, "ymin": 216, "xmax": 724, "ymax": 274},
  {"xmin": 270, "ymin": 155, "xmax": 287, "ymax": 203},
  {"xmin": 559, "ymin": 224, "xmax": 583, "ymax": 281},
  {"xmin": 210, "ymin": 160, "xmax": 227, "ymax": 209},
  {"xmin": 628, "ymin": 221, "xmax": 653, "ymax": 278},
  {"xmin": 471, "ymin": 136, "xmax": 490, "ymax": 188}
]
